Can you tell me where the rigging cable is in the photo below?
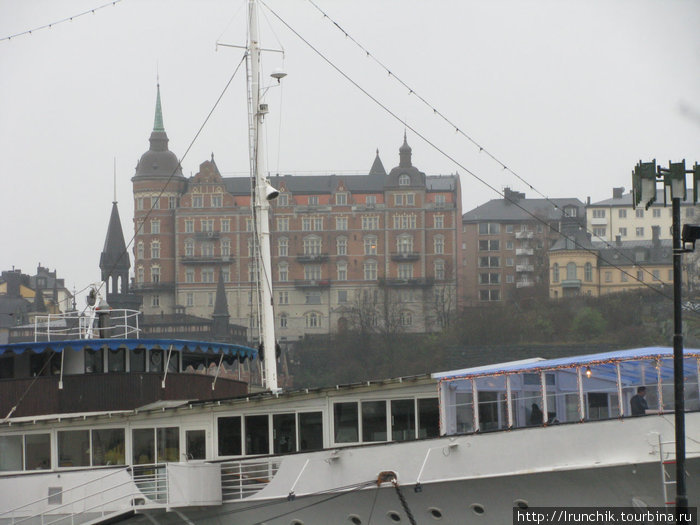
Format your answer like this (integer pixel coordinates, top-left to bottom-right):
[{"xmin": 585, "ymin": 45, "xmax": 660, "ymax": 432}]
[
  {"xmin": 300, "ymin": 0, "xmax": 683, "ymax": 291},
  {"xmin": 2, "ymin": 54, "xmax": 249, "ymax": 421},
  {"xmin": 0, "ymin": 0, "xmax": 122, "ymax": 42},
  {"xmin": 259, "ymin": 0, "xmax": 687, "ymax": 307}
]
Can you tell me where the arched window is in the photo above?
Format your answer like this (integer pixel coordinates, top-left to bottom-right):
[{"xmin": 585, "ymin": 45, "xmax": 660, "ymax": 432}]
[
  {"xmin": 552, "ymin": 263, "xmax": 559, "ymax": 283},
  {"xmin": 278, "ymin": 237, "xmax": 288, "ymax": 257},
  {"xmin": 566, "ymin": 262, "xmax": 577, "ymax": 280},
  {"xmin": 305, "ymin": 312, "xmax": 321, "ymax": 328},
  {"xmin": 584, "ymin": 262, "xmax": 593, "ymax": 282}
]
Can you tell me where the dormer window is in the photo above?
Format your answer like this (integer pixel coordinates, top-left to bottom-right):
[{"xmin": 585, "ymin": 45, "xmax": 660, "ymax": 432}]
[{"xmin": 399, "ymin": 174, "xmax": 410, "ymax": 186}]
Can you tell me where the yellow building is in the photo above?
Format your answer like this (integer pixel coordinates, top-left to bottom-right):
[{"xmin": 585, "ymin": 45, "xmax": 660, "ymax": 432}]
[{"xmin": 549, "ymin": 226, "xmax": 674, "ymax": 298}]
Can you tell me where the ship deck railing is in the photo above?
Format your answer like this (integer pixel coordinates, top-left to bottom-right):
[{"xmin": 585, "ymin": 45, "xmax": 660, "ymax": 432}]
[
  {"xmin": 30, "ymin": 309, "xmax": 141, "ymax": 342},
  {"xmin": 220, "ymin": 457, "xmax": 281, "ymax": 501}
]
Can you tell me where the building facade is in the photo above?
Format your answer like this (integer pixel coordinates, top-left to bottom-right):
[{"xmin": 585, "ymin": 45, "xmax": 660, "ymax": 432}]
[
  {"xmin": 132, "ymin": 89, "xmax": 462, "ymax": 342},
  {"xmin": 548, "ymin": 226, "xmax": 675, "ymax": 298},
  {"xmin": 461, "ymin": 188, "xmax": 585, "ymax": 305},
  {"xmin": 587, "ymin": 187, "xmax": 699, "ymax": 243}
]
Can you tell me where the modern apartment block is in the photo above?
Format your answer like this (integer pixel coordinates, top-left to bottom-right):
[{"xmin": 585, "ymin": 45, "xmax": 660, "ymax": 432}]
[
  {"xmin": 587, "ymin": 187, "xmax": 699, "ymax": 243},
  {"xmin": 131, "ymin": 88, "xmax": 462, "ymax": 342},
  {"xmin": 461, "ymin": 188, "xmax": 585, "ymax": 304}
]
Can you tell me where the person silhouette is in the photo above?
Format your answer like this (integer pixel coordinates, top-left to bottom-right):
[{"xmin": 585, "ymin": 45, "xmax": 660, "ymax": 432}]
[
  {"xmin": 630, "ymin": 386, "xmax": 648, "ymax": 416},
  {"xmin": 530, "ymin": 403, "xmax": 543, "ymax": 425}
]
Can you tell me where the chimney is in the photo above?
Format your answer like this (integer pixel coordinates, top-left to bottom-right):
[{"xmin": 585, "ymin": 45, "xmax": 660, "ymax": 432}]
[
  {"xmin": 503, "ymin": 187, "xmax": 525, "ymax": 205},
  {"xmin": 612, "ymin": 187, "xmax": 624, "ymax": 199},
  {"xmin": 587, "ymin": 196, "xmax": 591, "ymax": 205}
]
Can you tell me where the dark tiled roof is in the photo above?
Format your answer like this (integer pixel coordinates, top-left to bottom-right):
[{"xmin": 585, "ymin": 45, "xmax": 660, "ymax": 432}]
[
  {"xmin": 100, "ymin": 202, "xmax": 130, "ymax": 272},
  {"xmin": 222, "ymin": 172, "xmax": 458, "ymax": 195},
  {"xmin": 592, "ymin": 189, "xmax": 696, "ymax": 206},
  {"xmin": 463, "ymin": 197, "xmax": 585, "ymax": 222}
]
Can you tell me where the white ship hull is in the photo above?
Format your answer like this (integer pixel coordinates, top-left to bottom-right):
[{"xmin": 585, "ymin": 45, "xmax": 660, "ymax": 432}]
[{"xmin": 2, "ymin": 411, "xmax": 698, "ymax": 525}]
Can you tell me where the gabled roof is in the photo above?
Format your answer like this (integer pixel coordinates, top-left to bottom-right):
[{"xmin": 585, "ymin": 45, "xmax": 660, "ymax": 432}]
[
  {"xmin": 463, "ymin": 197, "xmax": 585, "ymax": 222},
  {"xmin": 592, "ymin": 189, "xmax": 696, "ymax": 206}
]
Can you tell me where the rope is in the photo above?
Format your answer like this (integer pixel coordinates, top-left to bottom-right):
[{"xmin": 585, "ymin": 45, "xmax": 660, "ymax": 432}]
[{"xmin": 392, "ymin": 479, "xmax": 417, "ymax": 525}]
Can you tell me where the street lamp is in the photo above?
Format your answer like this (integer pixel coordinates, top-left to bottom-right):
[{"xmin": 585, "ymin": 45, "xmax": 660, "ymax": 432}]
[{"xmin": 632, "ymin": 159, "xmax": 700, "ymax": 514}]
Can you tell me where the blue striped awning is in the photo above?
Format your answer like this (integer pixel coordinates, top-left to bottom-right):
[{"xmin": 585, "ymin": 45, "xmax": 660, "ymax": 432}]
[
  {"xmin": 432, "ymin": 347, "xmax": 700, "ymax": 381},
  {"xmin": 0, "ymin": 338, "xmax": 257, "ymax": 360}
]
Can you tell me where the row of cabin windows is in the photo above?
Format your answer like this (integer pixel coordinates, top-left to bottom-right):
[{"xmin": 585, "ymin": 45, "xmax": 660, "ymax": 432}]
[
  {"xmin": 3, "ymin": 349, "xmax": 179, "ymax": 378},
  {"xmin": 0, "ymin": 398, "xmax": 438, "ymax": 472}
]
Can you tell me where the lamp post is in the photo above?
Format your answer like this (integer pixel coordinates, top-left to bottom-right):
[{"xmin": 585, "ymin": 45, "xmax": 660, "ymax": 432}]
[{"xmin": 632, "ymin": 159, "xmax": 700, "ymax": 515}]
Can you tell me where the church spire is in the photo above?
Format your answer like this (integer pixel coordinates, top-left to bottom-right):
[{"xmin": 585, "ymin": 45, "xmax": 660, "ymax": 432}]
[
  {"xmin": 399, "ymin": 131, "xmax": 412, "ymax": 168},
  {"xmin": 212, "ymin": 269, "xmax": 230, "ymax": 342},
  {"xmin": 369, "ymin": 148, "xmax": 387, "ymax": 176},
  {"xmin": 153, "ymin": 83, "xmax": 165, "ymax": 132}
]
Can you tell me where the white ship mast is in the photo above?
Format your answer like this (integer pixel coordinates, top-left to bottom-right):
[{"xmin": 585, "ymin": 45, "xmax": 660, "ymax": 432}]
[{"xmin": 247, "ymin": 0, "xmax": 280, "ymax": 392}]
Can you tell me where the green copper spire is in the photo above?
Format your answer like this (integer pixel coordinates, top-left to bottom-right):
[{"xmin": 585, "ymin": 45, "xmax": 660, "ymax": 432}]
[{"xmin": 153, "ymin": 83, "xmax": 165, "ymax": 132}]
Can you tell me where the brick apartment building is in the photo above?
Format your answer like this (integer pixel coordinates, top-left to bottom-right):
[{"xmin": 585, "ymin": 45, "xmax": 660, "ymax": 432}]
[{"xmin": 131, "ymin": 87, "xmax": 462, "ymax": 342}]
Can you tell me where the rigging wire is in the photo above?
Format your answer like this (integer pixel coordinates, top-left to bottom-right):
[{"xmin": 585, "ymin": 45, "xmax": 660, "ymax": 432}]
[
  {"xmin": 259, "ymin": 0, "xmax": 683, "ymax": 306},
  {"xmin": 0, "ymin": 0, "xmax": 122, "ymax": 42},
  {"xmin": 300, "ymin": 0, "xmax": 680, "ymax": 291},
  {"xmin": 69, "ymin": 54, "xmax": 247, "ymax": 313}
]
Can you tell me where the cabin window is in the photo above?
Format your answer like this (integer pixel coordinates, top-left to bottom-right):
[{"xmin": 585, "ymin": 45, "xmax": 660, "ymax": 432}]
[
  {"xmin": 218, "ymin": 416, "xmax": 242, "ymax": 456},
  {"xmin": 92, "ymin": 428, "xmax": 126, "ymax": 466},
  {"xmin": 273, "ymin": 413, "xmax": 296, "ymax": 454},
  {"xmin": 391, "ymin": 399, "xmax": 415, "ymax": 441},
  {"xmin": 362, "ymin": 401, "xmax": 387, "ymax": 442},
  {"xmin": 132, "ymin": 429, "xmax": 155, "ymax": 464},
  {"xmin": 245, "ymin": 415, "xmax": 269, "ymax": 455},
  {"xmin": 108, "ymin": 348, "xmax": 126, "ymax": 372},
  {"xmin": 85, "ymin": 349, "xmax": 104, "ymax": 374},
  {"xmin": 417, "ymin": 398, "xmax": 439, "ymax": 438},
  {"xmin": 298, "ymin": 412, "xmax": 323, "ymax": 451},
  {"xmin": 132, "ymin": 427, "xmax": 179, "ymax": 464},
  {"xmin": 25, "ymin": 433, "xmax": 51, "ymax": 470},
  {"xmin": 186, "ymin": 430, "xmax": 206, "ymax": 460},
  {"xmin": 131, "ymin": 349, "xmax": 146, "ymax": 372},
  {"xmin": 0, "ymin": 355, "xmax": 14, "ymax": 379},
  {"xmin": 0, "ymin": 435, "xmax": 23, "ymax": 471},
  {"xmin": 334, "ymin": 402, "xmax": 359, "ymax": 443},
  {"xmin": 149, "ymin": 350, "xmax": 164, "ymax": 373},
  {"xmin": 157, "ymin": 428, "xmax": 179, "ymax": 462},
  {"xmin": 58, "ymin": 430, "xmax": 90, "ymax": 467}
]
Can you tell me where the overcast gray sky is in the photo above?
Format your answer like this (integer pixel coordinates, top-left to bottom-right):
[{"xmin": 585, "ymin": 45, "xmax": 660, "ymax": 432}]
[{"xmin": 1, "ymin": 0, "xmax": 699, "ymax": 305}]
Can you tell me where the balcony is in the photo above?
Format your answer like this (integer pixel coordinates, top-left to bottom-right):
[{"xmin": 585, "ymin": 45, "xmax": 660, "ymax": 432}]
[
  {"xmin": 195, "ymin": 231, "xmax": 220, "ymax": 240},
  {"xmin": 294, "ymin": 279, "xmax": 331, "ymax": 289},
  {"xmin": 590, "ymin": 216, "xmax": 607, "ymax": 226},
  {"xmin": 515, "ymin": 231, "xmax": 534, "ymax": 239},
  {"xmin": 391, "ymin": 252, "xmax": 420, "ymax": 262},
  {"xmin": 132, "ymin": 281, "xmax": 175, "ymax": 292},
  {"xmin": 296, "ymin": 253, "xmax": 329, "ymax": 263},
  {"xmin": 379, "ymin": 277, "xmax": 434, "ymax": 288},
  {"xmin": 516, "ymin": 280, "xmax": 534, "ymax": 288},
  {"xmin": 181, "ymin": 256, "xmax": 232, "ymax": 265},
  {"xmin": 515, "ymin": 248, "xmax": 534, "ymax": 256},
  {"xmin": 516, "ymin": 264, "xmax": 534, "ymax": 272},
  {"xmin": 561, "ymin": 279, "xmax": 582, "ymax": 289}
]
